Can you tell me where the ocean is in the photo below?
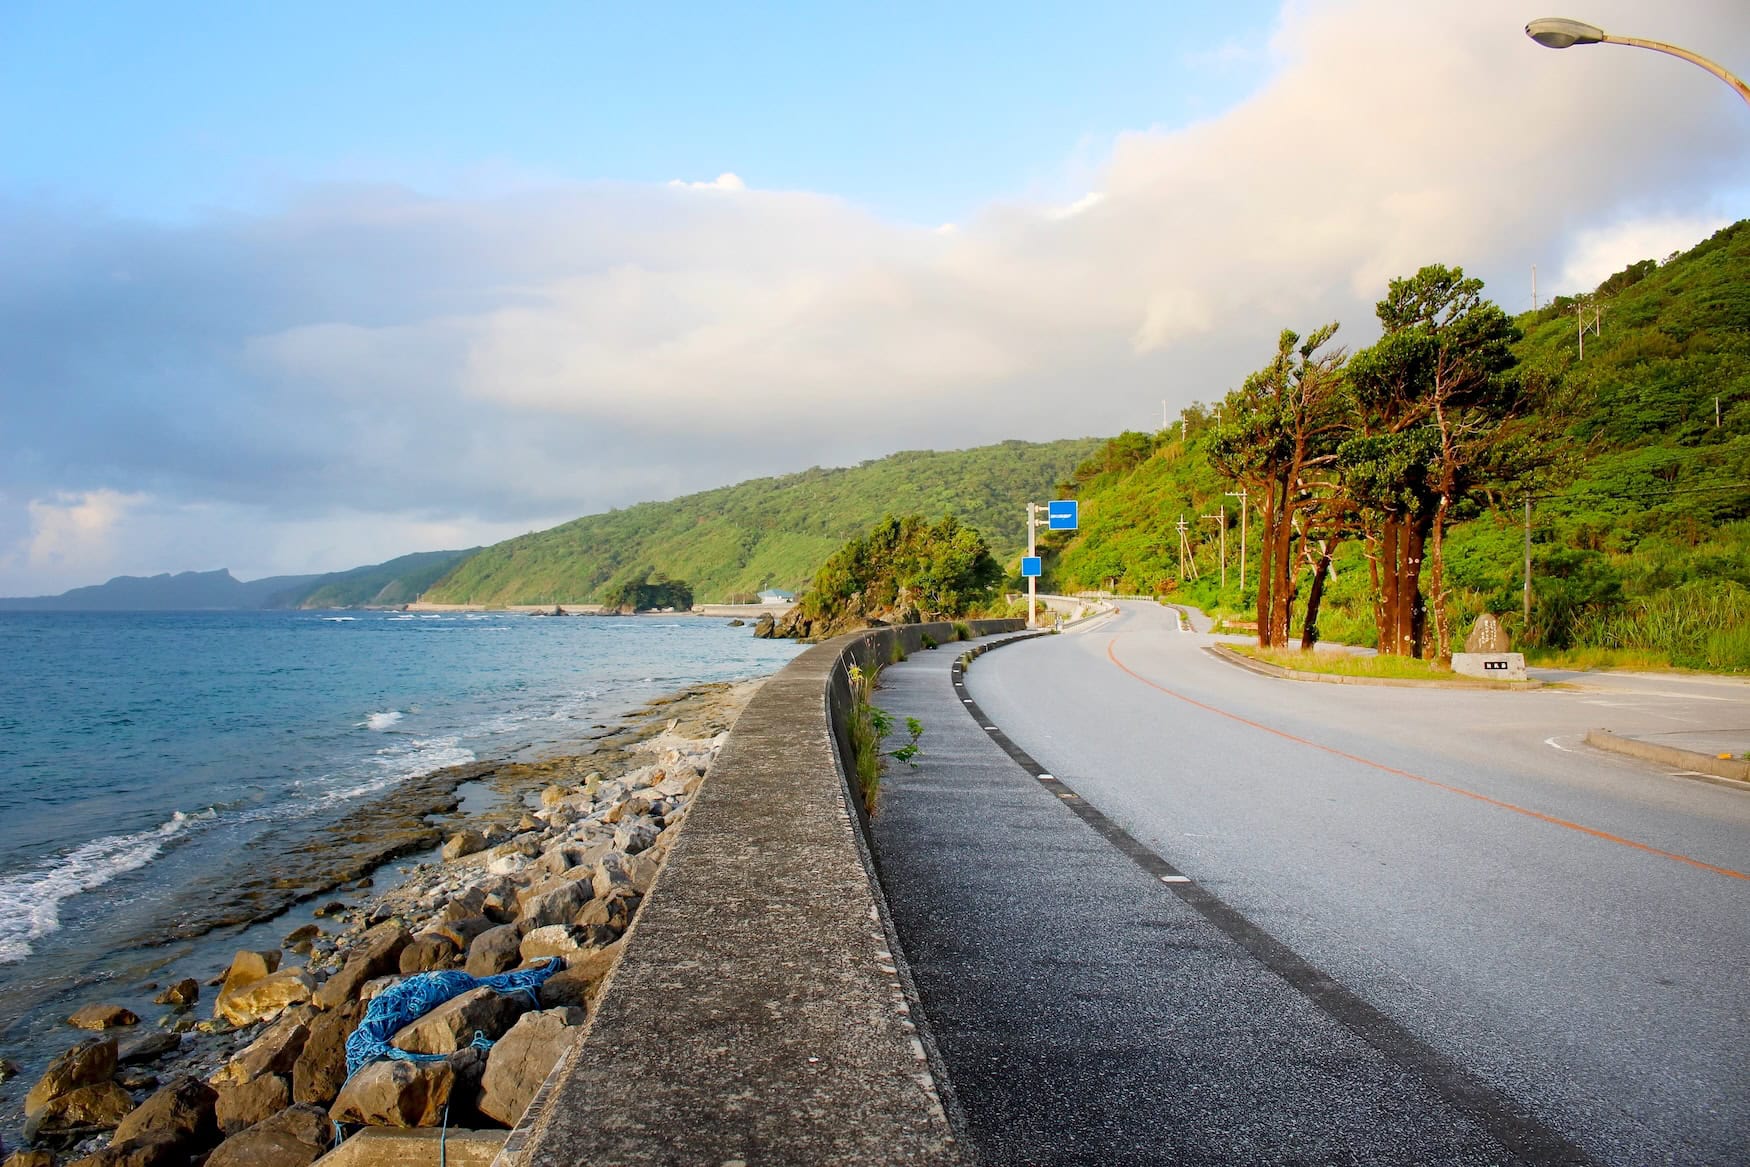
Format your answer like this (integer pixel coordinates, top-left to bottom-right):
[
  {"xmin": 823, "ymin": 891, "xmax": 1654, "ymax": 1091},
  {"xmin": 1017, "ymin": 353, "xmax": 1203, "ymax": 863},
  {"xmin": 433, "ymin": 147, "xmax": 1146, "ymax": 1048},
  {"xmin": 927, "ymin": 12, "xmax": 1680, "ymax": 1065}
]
[{"xmin": 0, "ymin": 609, "xmax": 799, "ymax": 1080}]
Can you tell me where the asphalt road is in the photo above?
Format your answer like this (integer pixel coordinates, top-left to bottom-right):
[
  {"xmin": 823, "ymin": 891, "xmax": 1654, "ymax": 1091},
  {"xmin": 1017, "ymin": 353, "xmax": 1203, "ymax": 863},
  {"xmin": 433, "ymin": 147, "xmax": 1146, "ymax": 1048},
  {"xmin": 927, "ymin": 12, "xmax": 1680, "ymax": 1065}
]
[{"xmin": 901, "ymin": 603, "xmax": 1747, "ymax": 1165}]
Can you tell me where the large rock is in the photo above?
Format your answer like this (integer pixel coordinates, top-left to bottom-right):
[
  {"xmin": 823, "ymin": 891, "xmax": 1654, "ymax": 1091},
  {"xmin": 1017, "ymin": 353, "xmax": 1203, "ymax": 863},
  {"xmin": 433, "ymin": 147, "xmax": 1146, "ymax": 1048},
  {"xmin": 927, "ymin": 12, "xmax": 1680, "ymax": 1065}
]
[
  {"xmin": 464, "ymin": 924, "xmax": 523, "ymax": 978},
  {"xmin": 215, "ymin": 951, "xmax": 281, "ymax": 1008},
  {"xmin": 312, "ymin": 923, "xmax": 409, "ymax": 1011},
  {"xmin": 476, "ymin": 1008, "xmax": 584, "ymax": 1126},
  {"xmin": 24, "ymin": 1037, "xmax": 117, "ymax": 1119},
  {"xmin": 537, "ymin": 941, "xmax": 625, "ymax": 1010},
  {"xmin": 591, "ymin": 853, "xmax": 636, "ymax": 900},
  {"xmin": 328, "ymin": 1059, "xmax": 455, "ymax": 1128},
  {"xmin": 204, "ymin": 1103, "xmax": 332, "ymax": 1167},
  {"xmin": 518, "ymin": 925, "xmax": 592, "ymax": 962},
  {"xmin": 429, "ymin": 914, "xmax": 493, "ymax": 952},
  {"xmin": 574, "ymin": 891, "xmax": 639, "ymax": 937},
  {"xmin": 389, "ymin": 986, "xmax": 526, "ymax": 1056},
  {"xmin": 215, "ymin": 967, "xmax": 314, "ymax": 1027},
  {"xmin": 152, "ymin": 979, "xmax": 200, "ymax": 1007},
  {"xmin": 398, "ymin": 934, "xmax": 460, "ymax": 974},
  {"xmin": 215, "ymin": 1073, "xmax": 291, "ymax": 1136},
  {"xmin": 291, "ymin": 1001, "xmax": 362, "ymax": 1106},
  {"xmin": 67, "ymin": 1004, "xmax": 139, "ymax": 1030},
  {"xmin": 210, "ymin": 1012, "xmax": 309, "ymax": 1086},
  {"xmin": 5, "ymin": 1152, "xmax": 57, "ymax": 1167},
  {"xmin": 23, "ymin": 1081, "xmax": 135, "ymax": 1143},
  {"xmin": 440, "ymin": 829, "xmax": 487, "ymax": 860},
  {"xmin": 519, "ymin": 881, "xmax": 594, "ymax": 930},
  {"xmin": 111, "ymin": 1076, "xmax": 219, "ymax": 1155},
  {"xmin": 63, "ymin": 1138, "xmax": 183, "ymax": 1167}
]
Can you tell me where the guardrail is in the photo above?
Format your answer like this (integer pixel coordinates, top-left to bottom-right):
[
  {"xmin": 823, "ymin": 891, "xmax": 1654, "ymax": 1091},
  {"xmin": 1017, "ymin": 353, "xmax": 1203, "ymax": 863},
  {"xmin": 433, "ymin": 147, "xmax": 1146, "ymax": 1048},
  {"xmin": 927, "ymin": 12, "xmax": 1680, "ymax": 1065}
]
[{"xmin": 501, "ymin": 618, "xmax": 1023, "ymax": 1166}]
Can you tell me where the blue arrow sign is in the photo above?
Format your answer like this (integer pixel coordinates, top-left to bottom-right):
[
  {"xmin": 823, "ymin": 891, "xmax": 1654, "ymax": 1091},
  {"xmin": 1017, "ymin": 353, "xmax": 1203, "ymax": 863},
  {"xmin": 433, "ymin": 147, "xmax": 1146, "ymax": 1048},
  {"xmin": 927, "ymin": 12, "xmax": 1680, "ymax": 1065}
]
[
  {"xmin": 1047, "ymin": 500, "xmax": 1079, "ymax": 530},
  {"xmin": 1020, "ymin": 556, "xmax": 1043, "ymax": 578}
]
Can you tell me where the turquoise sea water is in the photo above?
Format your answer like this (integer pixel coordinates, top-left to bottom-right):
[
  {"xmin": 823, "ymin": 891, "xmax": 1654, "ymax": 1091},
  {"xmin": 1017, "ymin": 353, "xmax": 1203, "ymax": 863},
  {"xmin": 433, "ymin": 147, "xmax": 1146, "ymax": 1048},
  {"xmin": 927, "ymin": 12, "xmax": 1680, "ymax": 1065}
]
[{"xmin": 0, "ymin": 609, "xmax": 799, "ymax": 1062}]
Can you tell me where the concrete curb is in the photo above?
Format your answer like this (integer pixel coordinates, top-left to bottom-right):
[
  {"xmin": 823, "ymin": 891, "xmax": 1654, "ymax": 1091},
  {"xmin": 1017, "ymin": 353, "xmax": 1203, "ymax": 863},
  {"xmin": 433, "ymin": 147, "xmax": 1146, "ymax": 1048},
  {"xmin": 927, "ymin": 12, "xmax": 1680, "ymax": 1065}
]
[
  {"xmin": 1584, "ymin": 729, "xmax": 1750, "ymax": 786},
  {"xmin": 501, "ymin": 619, "xmax": 1020, "ymax": 1167},
  {"xmin": 1207, "ymin": 643, "xmax": 1541, "ymax": 690}
]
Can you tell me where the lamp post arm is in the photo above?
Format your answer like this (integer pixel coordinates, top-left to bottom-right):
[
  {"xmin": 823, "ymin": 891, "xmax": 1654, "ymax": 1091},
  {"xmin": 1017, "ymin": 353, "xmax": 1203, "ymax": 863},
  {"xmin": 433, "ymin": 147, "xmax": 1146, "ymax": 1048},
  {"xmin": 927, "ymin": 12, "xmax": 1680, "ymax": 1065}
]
[{"xmin": 1602, "ymin": 33, "xmax": 1750, "ymax": 108}]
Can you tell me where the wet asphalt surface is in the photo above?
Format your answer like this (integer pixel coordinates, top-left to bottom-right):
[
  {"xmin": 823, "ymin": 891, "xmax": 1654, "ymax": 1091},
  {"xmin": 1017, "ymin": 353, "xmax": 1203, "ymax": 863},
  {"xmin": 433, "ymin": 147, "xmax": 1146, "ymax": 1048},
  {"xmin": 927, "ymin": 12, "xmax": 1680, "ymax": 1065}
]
[{"xmin": 868, "ymin": 613, "xmax": 1749, "ymax": 1166}]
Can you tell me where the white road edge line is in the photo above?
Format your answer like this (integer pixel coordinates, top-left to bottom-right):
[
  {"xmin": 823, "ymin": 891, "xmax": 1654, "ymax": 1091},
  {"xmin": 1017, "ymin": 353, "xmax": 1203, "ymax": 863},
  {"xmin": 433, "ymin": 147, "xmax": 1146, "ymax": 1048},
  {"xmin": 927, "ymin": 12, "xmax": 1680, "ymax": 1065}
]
[
  {"xmin": 1159, "ymin": 875, "xmax": 1192, "ymax": 884},
  {"xmin": 1545, "ymin": 736, "xmax": 1575, "ymax": 752}
]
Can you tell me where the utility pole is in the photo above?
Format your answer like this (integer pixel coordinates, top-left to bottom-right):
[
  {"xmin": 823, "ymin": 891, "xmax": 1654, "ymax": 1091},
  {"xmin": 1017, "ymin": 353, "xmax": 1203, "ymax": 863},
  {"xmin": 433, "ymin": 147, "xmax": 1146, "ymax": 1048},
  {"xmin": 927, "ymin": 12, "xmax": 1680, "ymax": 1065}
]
[
  {"xmin": 1202, "ymin": 510, "xmax": 1226, "ymax": 588},
  {"xmin": 1175, "ymin": 515, "xmax": 1200, "ymax": 582},
  {"xmin": 1523, "ymin": 495, "xmax": 1533, "ymax": 625},
  {"xmin": 1224, "ymin": 490, "xmax": 1248, "ymax": 594},
  {"xmin": 1026, "ymin": 501, "xmax": 1039, "ymax": 628},
  {"xmin": 1717, "ymin": 396, "xmax": 1723, "ymax": 427},
  {"xmin": 1162, "ymin": 399, "xmax": 1168, "ymax": 431},
  {"xmin": 1531, "ymin": 264, "xmax": 1538, "ymax": 312}
]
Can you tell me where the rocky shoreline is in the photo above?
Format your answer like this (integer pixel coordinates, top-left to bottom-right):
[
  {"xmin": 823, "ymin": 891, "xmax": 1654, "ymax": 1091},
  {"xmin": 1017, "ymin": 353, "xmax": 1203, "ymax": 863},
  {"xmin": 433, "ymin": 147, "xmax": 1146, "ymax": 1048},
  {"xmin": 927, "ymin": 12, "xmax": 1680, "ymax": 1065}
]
[{"xmin": 1, "ymin": 679, "xmax": 762, "ymax": 1166}]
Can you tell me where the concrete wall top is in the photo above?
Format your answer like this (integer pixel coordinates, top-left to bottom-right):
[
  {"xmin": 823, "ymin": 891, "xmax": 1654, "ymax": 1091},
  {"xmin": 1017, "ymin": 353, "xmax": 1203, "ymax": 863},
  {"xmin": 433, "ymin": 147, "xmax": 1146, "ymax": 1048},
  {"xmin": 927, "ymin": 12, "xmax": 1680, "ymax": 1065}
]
[{"xmin": 504, "ymin": 619, "xmax": 1020, "ymax": 1166}]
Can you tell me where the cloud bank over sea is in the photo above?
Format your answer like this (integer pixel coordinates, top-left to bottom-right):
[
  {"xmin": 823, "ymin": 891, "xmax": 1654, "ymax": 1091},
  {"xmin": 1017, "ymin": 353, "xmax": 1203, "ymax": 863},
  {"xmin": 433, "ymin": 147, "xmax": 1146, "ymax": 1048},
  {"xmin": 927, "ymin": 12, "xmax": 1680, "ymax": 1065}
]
[{"xmin": 2, "ymin": 0, "xmax": 1745, "ymax": 594}]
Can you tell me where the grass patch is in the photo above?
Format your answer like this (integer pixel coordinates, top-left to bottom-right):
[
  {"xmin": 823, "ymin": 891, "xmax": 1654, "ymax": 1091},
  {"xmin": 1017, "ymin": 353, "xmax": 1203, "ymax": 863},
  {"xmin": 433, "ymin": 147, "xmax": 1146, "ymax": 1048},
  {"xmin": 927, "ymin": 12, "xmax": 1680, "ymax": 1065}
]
[
  {"xmin": 1231, "ymin": 644, "xmax": 1474, "ymax": 682},
  {"xmin": 845, "ymin": 663, "xmax": 924, "ymax": 815},
  {"xmin": 1522, "ymin": 646, "xmax": 1674, "ymax": 672}
]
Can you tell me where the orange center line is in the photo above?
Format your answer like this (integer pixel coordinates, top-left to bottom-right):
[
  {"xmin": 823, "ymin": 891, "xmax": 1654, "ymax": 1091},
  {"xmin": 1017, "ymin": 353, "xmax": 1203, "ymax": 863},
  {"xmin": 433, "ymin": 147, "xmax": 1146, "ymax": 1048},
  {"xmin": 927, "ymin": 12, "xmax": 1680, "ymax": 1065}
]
[{"xmin": 1106, "ymin": 638, "xmax": 1749, "ymax": 883}]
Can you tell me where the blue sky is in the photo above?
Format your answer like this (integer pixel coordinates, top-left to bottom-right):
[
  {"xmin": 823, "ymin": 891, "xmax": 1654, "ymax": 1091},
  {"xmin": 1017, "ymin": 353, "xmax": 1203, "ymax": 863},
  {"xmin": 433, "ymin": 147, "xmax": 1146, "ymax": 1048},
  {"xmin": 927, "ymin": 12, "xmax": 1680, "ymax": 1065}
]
[
  {"xmin": 1, "ymin": 1, "xmax": 1746, "ymax": 594},
  {"xmin": 3, "ymin": 2, "xmax": 1278, "ymax": 225}
]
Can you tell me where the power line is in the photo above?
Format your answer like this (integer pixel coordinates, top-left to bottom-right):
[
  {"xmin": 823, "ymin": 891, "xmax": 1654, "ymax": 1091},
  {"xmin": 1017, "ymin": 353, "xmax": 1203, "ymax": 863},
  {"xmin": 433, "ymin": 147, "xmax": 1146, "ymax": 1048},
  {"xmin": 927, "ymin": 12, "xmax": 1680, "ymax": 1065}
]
[{"xmin": 1529, "ymin": 481, "xmax": 1750, "ymax": 504}]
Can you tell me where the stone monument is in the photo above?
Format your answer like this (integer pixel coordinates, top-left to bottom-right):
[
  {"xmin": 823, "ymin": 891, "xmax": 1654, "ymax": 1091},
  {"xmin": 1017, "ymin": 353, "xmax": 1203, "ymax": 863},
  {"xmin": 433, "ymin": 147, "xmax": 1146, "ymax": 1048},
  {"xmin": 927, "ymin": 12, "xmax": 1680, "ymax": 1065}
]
[{"xmin": 1452, "ymin": 613, "xmax": 1526, "ymax": 680}]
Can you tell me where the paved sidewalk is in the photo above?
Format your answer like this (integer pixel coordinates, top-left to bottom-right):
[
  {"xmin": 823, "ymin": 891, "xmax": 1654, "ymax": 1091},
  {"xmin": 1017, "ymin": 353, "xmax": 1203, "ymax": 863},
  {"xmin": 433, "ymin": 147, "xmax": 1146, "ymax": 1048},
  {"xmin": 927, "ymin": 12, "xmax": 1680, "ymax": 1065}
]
[{"xmin": 868, "ymin": 637, "xmax": 1587, "ymax": 1167}]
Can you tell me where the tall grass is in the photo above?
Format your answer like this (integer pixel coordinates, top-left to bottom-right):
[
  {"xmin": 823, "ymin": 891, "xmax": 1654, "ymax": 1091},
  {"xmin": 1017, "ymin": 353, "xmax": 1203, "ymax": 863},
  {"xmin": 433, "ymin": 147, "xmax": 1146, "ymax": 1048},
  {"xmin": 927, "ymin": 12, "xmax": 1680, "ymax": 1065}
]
[
  {"xmin": 845, "ymin": 663, "xmax": 925, "ymax": 814},
  {"xmin": 1568, "ymin": 580, "xmax": 1750, "ymax": 673}
]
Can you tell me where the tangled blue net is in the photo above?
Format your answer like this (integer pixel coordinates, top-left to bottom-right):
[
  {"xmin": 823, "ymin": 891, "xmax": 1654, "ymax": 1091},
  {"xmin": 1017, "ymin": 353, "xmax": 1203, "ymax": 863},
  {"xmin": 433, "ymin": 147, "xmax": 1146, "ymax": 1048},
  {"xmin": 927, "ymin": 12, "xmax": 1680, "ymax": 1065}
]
[{"xmin": 343, "ymin": 957, "xmax": 561, "ymax": 1076}]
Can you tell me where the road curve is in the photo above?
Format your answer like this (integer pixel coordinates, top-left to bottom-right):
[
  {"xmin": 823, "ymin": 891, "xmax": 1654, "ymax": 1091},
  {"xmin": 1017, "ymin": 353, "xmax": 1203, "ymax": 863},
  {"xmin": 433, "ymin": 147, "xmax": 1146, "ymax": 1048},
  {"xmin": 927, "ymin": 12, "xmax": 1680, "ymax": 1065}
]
[{"xmin": 955, "ymin": 602, "xmax": 1749, "ymax": 1166}]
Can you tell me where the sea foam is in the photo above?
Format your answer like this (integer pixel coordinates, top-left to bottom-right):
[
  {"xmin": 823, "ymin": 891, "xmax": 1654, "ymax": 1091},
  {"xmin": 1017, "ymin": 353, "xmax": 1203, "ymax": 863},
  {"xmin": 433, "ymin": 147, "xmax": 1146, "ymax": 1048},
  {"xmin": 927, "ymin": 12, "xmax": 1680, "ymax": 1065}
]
[
  {"xmin": 0, "ymin": 810, "xmax": 210, "ymax": 964},
  {"xmin": 364, "ymin": 710, "xmax": 403, "ymax": 731}
]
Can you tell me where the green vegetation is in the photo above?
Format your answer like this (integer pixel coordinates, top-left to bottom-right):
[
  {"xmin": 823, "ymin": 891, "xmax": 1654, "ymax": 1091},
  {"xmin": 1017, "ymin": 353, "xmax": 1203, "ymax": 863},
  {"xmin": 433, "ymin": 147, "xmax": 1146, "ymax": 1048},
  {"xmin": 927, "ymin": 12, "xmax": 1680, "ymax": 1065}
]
[
  {"xmin": 424, "ymin": 438, "xmax": 1102, "ymax": 605},
  {"xmin": 287, "ymin": 550, "xmax": 477, "ymax": 609},
  {"xmin": 777, "ymin": 513, "xmax": 1003, "ymax": 640},
  {"xmin": 1231, "ymin": 644, "xmax": 1474, "ymax": 683},
  {"xmin": 1041, "ymin": 220, "xmax": 1750, "ymax": 671},
  {"xmin": 599, "ymin": 572, "xmax": 693, "ymax": 613},
  {"xmin": 844, "ymin": 664, "xmax": 924, "ymax": 815}
]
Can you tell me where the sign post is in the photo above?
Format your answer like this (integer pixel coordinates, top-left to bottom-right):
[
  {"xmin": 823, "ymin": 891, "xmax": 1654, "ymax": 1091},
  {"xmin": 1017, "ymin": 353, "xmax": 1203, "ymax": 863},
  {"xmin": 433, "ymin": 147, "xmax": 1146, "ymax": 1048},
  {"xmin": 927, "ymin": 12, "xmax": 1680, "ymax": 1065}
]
[{"xmin": 1024, "ymin": 500, "xmax": 1078, "ymax": 628}]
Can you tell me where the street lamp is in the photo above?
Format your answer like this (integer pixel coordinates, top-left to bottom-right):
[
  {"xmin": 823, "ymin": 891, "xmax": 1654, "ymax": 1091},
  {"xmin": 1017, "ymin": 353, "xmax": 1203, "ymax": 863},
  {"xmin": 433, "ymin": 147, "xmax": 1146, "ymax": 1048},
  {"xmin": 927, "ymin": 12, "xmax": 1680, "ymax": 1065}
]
[{"xmin": 1525, "ymin": 17, "xmax": 1750, "ymax": 108}]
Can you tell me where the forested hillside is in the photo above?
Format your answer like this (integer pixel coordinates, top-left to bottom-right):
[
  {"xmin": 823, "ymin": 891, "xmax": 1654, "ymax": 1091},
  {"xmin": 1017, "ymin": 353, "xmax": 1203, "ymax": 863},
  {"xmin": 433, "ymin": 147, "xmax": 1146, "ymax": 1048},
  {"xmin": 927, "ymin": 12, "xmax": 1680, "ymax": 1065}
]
[
  {"xmin": 1039, "ymin": 220, "xmax": 1749, "ymax": 670},
  {"xmin": 423, "ymin": 439, "xmax": 1103, "ymax": 605}
]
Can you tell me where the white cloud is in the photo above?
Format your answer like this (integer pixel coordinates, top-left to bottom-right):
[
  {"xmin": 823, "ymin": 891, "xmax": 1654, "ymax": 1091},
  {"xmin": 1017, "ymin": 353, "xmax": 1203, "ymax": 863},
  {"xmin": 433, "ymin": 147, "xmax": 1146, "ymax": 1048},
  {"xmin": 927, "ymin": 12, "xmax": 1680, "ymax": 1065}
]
[
  {"xmin": 2, "ymin": 0, "xmax": 1747, "ymax": 593},
  {"xmin": 8, "ymin": 491, "xmax": 147, "ymax": 590},
  {"xmin": 1555, "ymin": 213, "xmax": 1734, "ymax": 297}
]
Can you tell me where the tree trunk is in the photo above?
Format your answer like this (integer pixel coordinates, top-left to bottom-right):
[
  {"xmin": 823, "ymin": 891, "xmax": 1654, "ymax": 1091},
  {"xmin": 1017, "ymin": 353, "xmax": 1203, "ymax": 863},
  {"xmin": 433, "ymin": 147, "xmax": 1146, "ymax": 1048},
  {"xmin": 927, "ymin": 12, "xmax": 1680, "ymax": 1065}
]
[
  {"xmin": 1255, "ymin": 488, "xmax": 1277, "ymax": 646},
  {"xmin": 1406, "ymin": 515, "xmax": 1429, "ymax": 658},
  {"xmin": 1300, "ymin": 539, "xmax": 1338, "ymax": 650},
  {"xmin": 1379, "ymin": 517, "xmax": 1402, "ymax": 654},
  {"xmin": 1429, "ymin": 495, "xmax": 1451, "ymax": 661},
  {"xmin": 1270, "ymin": 492, "xmax": 1296, "ymax": 647}
]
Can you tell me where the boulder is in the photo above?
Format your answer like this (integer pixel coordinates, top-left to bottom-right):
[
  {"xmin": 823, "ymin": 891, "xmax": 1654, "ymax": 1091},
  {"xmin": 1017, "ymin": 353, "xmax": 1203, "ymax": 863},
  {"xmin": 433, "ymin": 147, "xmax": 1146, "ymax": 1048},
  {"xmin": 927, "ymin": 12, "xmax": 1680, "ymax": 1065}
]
[
  {"xmin": 398, "ymin": 934, "xmax": 460, "ymax": 974},
  {"xmin": 476, "ymin": 1008, "xmax": 585, "ymax": 1126},
  {"xmin": 291, "ymin": 1001, "xmax": 362, "ymax": 1106},
  {"xmin": 111, "ymin": 1076, "xmax": 219, "ymax": 1155},
  {"xmin": 215, "ymin": 1073, "xmax": 291, "ymax": 1136},
  {"xmin": 68, "ymin": 1004, "xmax": 139, "ymax": 1030},
  {"xmin": 519, "ymin": 925, "xmax": 592, "ymax": 962},
  {"xmin": 625, "ymin": 852, "xmax": 663, "ymax": 895},
  {"xmin": 24, "ymin": 1037, "xmax": 117, "ymax": 1119},
  {"xmin": 439, "ymin": 887, "xmax": 488, "ymax": 920},
  {"xmin": 116, "ymin": 1031, "xmax": 181, "ymax": 1066},
  {"xmin": 152, "ymin": 978, "xmax": 200, "ymax": 1007},
  {"xmin": 115, "ymin": 1068, "xmax": 159, "ymax": 1092},
  {"xmin": 215, "ymin": 968, "xmax": 314, "ymax": 1027},
  {"xmin": 63, "ymin": 1137, "xmax": 183, "ymax": 1167},
  {"xmin": 428, "ymin": 914, "xmax": 492, "ymax": 953},
  {"xmin": 538, "ymin": 785, "xmax": 567, "ymax": 808},
  {"xmin": 215, "ymin": 951, "xmax": 281, "ymax": 1008},
  {"xmin": 537, "ymin": 941, "xmax": 625, "ymax": 1010},
  {"xmin": 389, "ymin": 986, "xmax": 526, "ymax": 1056},
  {"xmin": 328, "ymin": 1058, "xmax": 455, "ymax": 1128},
  {"xmin": 440, "ymin": 829, "xmax": 487, "ymax": 861},
  {"xmin": 281, "ymin": 924, "xmax": 320, "ymax": 953},
  {"xmin": 23, "ymin": 1081, "xmax": 135, "ymax": 1143},
  {"xmin": 611, "ymin": 820, "xmax": 659, "ymax": 855},
  {"xmin": 591, "ymin": 853, "xmax": 635, "ymax": 900},
  {"xmin": 464, "ymin": 924, "xmax": 523, "ymax": 978},
  {"xmin": 4, "ymin": 1152, "xmax": 56, "ymax": 1167},
  {"xmin": 210, "ymin": 1012, "xmax": 309, "ymax": 1086},
  {"xmin": 519, "ymin": 881, "xmax": 594, "ymax": 931},
  {"xmin": 486, "ymin": 851, "xmax": 531, "ymax": 878},
  {"xmin": 311, "ymin": 923, "xmax": 408, "ymax": 1011},
  {"xmin": 204, "ymin": 1103, "xmax": 332, "ymax": 1167},
  {"xmin": 574, "ymin": 892, "xmax": 640, "ymax": 936}
]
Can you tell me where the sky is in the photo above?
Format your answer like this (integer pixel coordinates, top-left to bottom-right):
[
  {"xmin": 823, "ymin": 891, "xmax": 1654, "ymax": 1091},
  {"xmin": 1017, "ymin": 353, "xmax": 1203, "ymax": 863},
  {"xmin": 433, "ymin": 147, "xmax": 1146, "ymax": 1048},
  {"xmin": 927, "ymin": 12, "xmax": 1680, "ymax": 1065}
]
[{"xmin": 2, "ymin": 0, "xmax": 1747, "ymax": 595}]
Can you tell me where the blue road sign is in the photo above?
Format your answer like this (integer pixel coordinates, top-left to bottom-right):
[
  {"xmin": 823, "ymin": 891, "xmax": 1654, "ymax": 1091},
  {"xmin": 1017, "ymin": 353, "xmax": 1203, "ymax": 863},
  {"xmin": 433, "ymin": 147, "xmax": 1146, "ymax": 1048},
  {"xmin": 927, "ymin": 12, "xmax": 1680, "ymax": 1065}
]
[
  {"xmin": 1047, "ymin": 500, "xmax": 1079, "ymax": 530},
  {"xmin": 1021, "ymin": 556, "xmax": 1043, "ymax": 578}
]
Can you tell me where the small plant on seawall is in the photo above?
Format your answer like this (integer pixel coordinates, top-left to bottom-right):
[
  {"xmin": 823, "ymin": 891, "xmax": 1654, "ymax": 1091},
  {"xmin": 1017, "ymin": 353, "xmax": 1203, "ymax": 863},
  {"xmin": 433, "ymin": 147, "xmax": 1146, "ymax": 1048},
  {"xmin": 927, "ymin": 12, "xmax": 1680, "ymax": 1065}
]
[
  {"xmin": 846, "ymin": 664, "xmax": 925, "ymax": 814},
  {"xmin": 891, "ymin": 640, "xmax": 908, "ymax": 664},
  {"xmin": 953, "ymin": 621, "xmax": 972, "ymax": 642},
  {"xmin": 921, "ymin": 632, "xmax": 939, "ymax": 649}
]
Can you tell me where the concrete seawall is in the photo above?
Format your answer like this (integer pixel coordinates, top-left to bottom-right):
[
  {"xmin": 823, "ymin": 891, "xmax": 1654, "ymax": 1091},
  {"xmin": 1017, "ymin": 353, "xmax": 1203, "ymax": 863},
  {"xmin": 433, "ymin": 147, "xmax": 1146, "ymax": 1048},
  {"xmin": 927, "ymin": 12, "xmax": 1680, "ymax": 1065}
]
[{"xmin": 500, "ymin": 619, "xmax": 1023, "ymax": 1166}]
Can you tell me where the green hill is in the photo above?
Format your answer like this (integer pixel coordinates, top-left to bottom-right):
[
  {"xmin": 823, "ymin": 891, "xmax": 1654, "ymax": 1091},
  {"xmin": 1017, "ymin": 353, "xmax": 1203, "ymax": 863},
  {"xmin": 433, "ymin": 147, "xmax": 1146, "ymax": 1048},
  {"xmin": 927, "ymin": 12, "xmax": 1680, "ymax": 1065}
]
[
  {"xmin": 1039, "ymin": 220, "xmax": 1750, "ymax": 669},
  {"xmin": 281, "ymin": 549, "xmax": 479, "ymax": 608},
  {"xmin": 423, "ymin": 438, "xmax": 1104, "ymax": 605}
]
